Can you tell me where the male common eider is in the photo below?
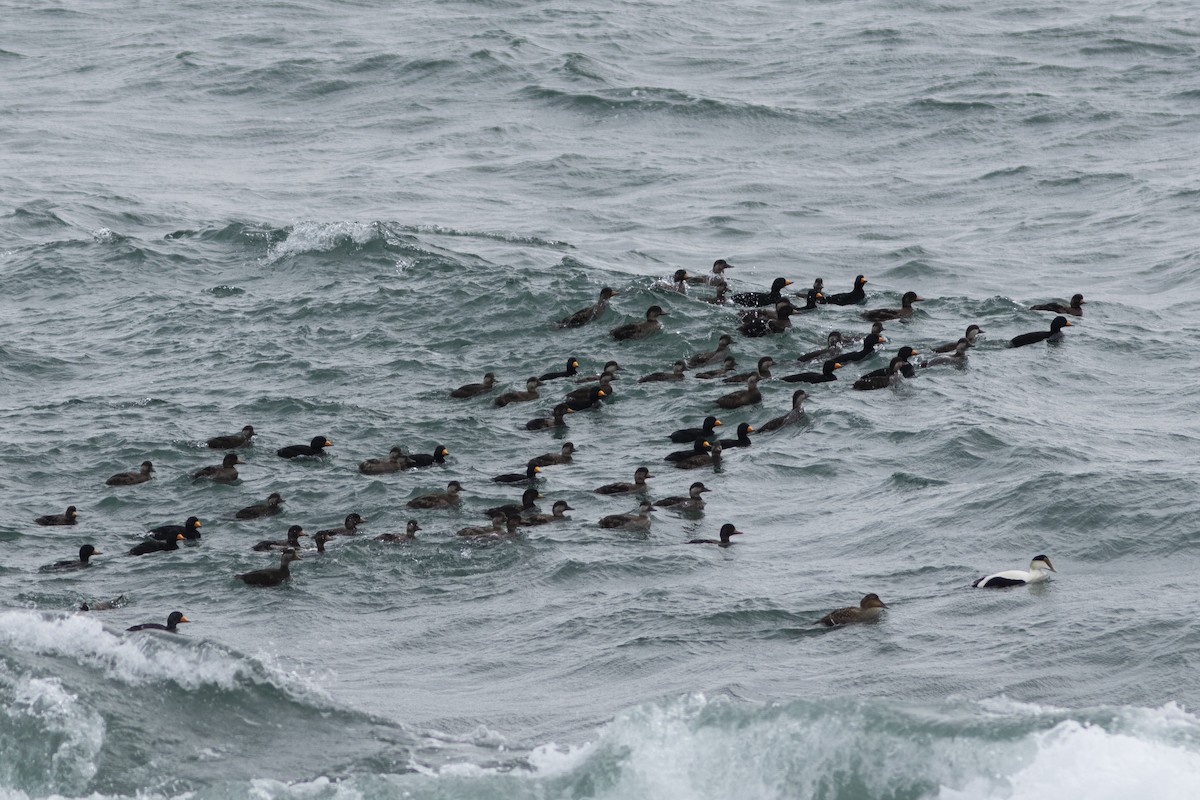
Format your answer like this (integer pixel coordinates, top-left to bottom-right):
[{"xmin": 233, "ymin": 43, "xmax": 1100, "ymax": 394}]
[{"xmin": 972, "ymin": 555, "xmax": 1056, "ymax": 588}]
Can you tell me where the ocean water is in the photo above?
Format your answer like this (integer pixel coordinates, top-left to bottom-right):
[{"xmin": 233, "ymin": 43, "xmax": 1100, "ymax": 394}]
[{"xmin": 3, "ymin": 0, "xmax": 1200, "ymax": 797}]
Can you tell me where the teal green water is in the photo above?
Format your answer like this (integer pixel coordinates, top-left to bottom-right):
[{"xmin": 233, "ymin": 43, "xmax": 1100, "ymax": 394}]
[{"xmin": 3, "ymin": 1, "xmax": 1200, "ymax": 797}]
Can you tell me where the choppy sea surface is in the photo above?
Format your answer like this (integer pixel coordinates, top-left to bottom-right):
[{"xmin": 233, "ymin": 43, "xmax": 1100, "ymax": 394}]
[{"xmin": 4, "ymin": 1, "xmax": 1200, "ymax": 797}]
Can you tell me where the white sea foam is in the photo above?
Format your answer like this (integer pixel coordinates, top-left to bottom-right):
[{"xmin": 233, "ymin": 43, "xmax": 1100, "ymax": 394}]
[
  {"xmin": 0, "ymin": 673, "xmax": 105, "ymax": 797},
  {"xmin": 0, "ymin": 611, "xmax": 327, "ymax": 700},
  {"xmin": 263, "ymin": 221, "xmax": 383, "ymax": 264}
]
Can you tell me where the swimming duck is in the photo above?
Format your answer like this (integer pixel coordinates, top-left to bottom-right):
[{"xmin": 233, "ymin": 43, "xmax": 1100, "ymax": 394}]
[
  {"xmin": 665, "ymin": 438, "xmax": 712, "ymax": 463},
  {"xmin": 715, "ymin": 375, "xmax": 762, "ymax": 409},
  {"xmin": 127, "ymin": 611, "xmax": 189, "ymax": 632},
  {"xmin": 1010, "ymin": 316, "xmax": 1071, "ymax": 348},
  {"xmin": 192, "ymin": 452, "xmax": 243, "ymax": 482},
  {"xmin": 106, "ymin": 460, "xmax": 154, "ymax": 486},
  {"xmin": 526, "ymin": 403, "xmax": 573, "ymax": 431},
  {"xmin": 528, "ymin": 442, "xmax": 576, "ymax": 468},
  {"xmin": 782, "ymin": 359, "xmax": 841, "ymax": 384},
  {"xmin": 920, "ymin": 339, "xmax": 969, "ymax": 368},
  {"xmin": 852, "ymin": 357, "xmax": 907, "ymax": 390},
  {"xmin": 733, "ymin": 277, "xmax": 792, "ymax": 307},
  {"xmin": 359, "ymin": 446, "xmax": 409, "ymax": 474},
  {"xmin": 686, "ymin": 334, "xmax": 735, "ymax": 368},
  {"xmin": 718, "ymin": 422, "xmax": 754, "ymax": 449},
  {"xmin": 312, "ymin": 532, "xmax": 334, "ymax": 552},
  {"xmin": 737, "ymin": 300, "xmax": 790, "ymax": 324},
  {"xmin": 206, "ymin": 425, "xmax": 255, "ymax": 449},
  {"xmin": 376, "ymin": 520, "xmax": 421, "ymax": 542},
  {"xmin": 687, "ymin": 259, "xmax": 733, "ymax": 285},
  {"xmin": 277, "ymin": 436, "xmax": 332, "ymax": 459},
  {"xmin": 408, "ymin": 445, "xmax": 449, "ymax": 468},
  {"xmin": 931, "ymin": 324, "xmax": 983, "ymax": 353},
  {"xmin": 675, "ymin": 441, "xmax": 723, "ymax": 470},
  {"xmin": 973, "ymin": 555, "xmax": 1056, "ymax": 588},
  {"xmin": 694, "ymin": 357, "xmax": 736, "ymax": 379},
  {"xmin": 1031, "ymin": 294, "xmax": 1084, "ymax": 316},
  {"xmin": 599, "ymin": 500, "xmax": 654, "ymax": 531},
  {"xmin": 610, "ymin": 305, "xmax": 667, "ymax": 341},
  {"xmin": 796, "ymin": 288, "xmax": 824, "ymax": 311},
  {"xmin": 669, "ymin": 416, "xmax": 722, "ymax": 444},
  {"xmin": 493, "ymin": 464, "xmax": 542, "ymax": 484},
  {"xmin": 539, "ymin": 358, "xmax": 580, "ymax": 382},
  {"xmin": 557, "ymin": 287, "xmax": 618, "ymax": 328},
  {"xmin": 36, "ymin": 505, "xmax": 78, "ymax": 526},
  {"xmin": 49, "ymin": 544, "xmax": 100, "ymax": 570},
  {"xmin": 652, "ymin": 268, "xmax": 689, "ymax": 293},
  {"xmin": 655, "ymin": 481, "xmax": 709, "ymax": 511},
  {"xmin": 686, "ymin": 523, "xmax": 743, "ymax": 546},
  {"xmin": 738, "ymin": 304, "xmax": 795, "ymax": 337},
  {"xmin": 722, "ymin": 357, "xmax": 775, "ymax": 383},
  {"xmin": 317, "ymin": 513, "xmax": 367, "ymax": 537},
  {"xmin": 484, "ymin": 487, "xmax": 542, "ymax": 519},
  {"xmin": 236, "ymin": 492, "xmax": 284, "ymax": 519},
  {"xmin": 564, "ymin": 386, "xmax": 607, "ymax": 411},
  {"xmin": 148, "ymin": 516, "xmax": 202, "ymax": 542},
  {"xmin": 595, "ymin": 467, "xmax": 653, "ymax": 495},
  {"xmin": 575, "ymin": 360, "xmax": 620, "ymax": 383},
  {"xmin": 494, "ymin": 378, "xmax": 542, "ymax": 407},
  {"xmin": 638, "ymin": 360, "xmax": 687, "ymax": 383},
  {"xmin": 407, "ymin": 481, "xmax": 464, "ymax": 509},
  {"xmin": 863, "ymin": 291, "xmax": 923, "ymax": 322},
  {"xmin": 129, "ymin": 533, "xmax": 183, "ymax": 556},
  {"xmin": 450, "ymin": 372, "xmax": 497, "ymax": 399},
  {"xmin": 252, "ymin": 525, "xmax": 307, "ymax": 551},
  {"xmin": 757, "ymin": 390, "xmax": 809, "ymax": 433},
  {"xmin": 817, "ymin": 594, "xmax": 888, "ymax": 626},
  {"xmin": 860, "ymin": 346, "xmax": 918, "ymax": 380},
  {"xmin": 235, "ymin": 549, "xmax": 300, "ymax": 586},
  {"xmin": 825, "ymin": 275, "xmax": 868, "ymax": 306},
  {"xmin": 458, "ymin": 516, "xmax": 506, "ymax": 537},
  {"xmin": 522, "ymin": 500, "xmax": 574, "ymax": 525},
  {"xmin": 796, "ymin": 331, "xmax": 845, "ymax": 363},
  {"xmin": 844, "ymin": 321, "xmax": 886, "ymax": 345},
  {"xmin": 79, "ymin": 595, "xmax": 125, "ymax": 611},
  {"xmin": 836, "ymin": 333, "xmax": 884, "ymax": 364}
]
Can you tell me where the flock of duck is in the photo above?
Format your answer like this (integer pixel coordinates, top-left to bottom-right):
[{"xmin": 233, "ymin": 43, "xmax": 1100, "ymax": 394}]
[{"xmin": 34, "ymin": 262, "xmax": 1081, "ymax": 631}]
